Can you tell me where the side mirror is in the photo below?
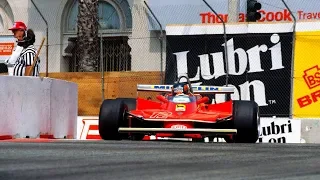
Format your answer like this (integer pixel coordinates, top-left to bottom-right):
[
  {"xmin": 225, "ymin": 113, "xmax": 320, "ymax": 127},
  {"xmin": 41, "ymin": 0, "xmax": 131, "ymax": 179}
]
[
  {"xmin": 156, "ymin": 95, "xmax": 168, "ymax": 103},
  {"xmin": 196, "ymin": 97, "xmax": 209, "ymax": 104}
]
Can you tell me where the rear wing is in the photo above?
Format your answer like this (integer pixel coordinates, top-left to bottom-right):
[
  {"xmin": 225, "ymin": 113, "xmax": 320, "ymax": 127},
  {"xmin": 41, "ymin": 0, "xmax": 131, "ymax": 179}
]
[{"xmin": 137, "ymin": 84, "xmax": 234, "ymax": 94}]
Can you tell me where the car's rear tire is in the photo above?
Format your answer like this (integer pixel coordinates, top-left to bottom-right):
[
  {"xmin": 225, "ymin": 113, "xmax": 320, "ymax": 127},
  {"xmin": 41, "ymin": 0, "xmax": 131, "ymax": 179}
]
[
  {"xmin": 99, "ymin": 99, "xmax": 128, "ymax": 140},
  {"xmin": 226, "ymin": 100, "xmax": 260, "ymax": 143}
]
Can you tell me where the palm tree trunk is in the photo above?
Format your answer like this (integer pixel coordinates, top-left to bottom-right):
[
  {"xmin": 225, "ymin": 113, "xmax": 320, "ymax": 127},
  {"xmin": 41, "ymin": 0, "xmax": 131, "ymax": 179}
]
[{"xmin": 77, "ymin": 0, "xmax": 99, "ymax": 72}]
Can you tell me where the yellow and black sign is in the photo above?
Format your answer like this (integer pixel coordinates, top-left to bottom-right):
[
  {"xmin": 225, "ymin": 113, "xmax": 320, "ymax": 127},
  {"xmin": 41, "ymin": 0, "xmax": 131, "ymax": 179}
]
[
  {"xmin": 175, "ymin": 104, "xmax": 186, "ymax": 111},
  {"xmin": 293, "ymin": 30, "xmax": 320, "ymax": 118}
]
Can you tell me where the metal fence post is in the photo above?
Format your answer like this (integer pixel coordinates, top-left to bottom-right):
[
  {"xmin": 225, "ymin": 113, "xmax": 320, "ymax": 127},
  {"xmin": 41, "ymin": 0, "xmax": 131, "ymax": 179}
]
[
  {"xmin": 143, "ymin": 1, "xmax": 164, "ymax": 84},
  {"xmin": 30, "ymin": 0, "xmax": 49, "ymax": 77},
  {"xmin": 228, "ymin": 0, "xmax": 240, "ymax": 23},
  {"xmin": 202, "ymin": 0, "xmax": 230, "ymax": 101},
  {"xmin": 281, "ymin": 0, "xmax": 296, "ymax": 119},
  {"xmin": 100, "ymin": 31, "xmax": 104, "ymax": 100}
]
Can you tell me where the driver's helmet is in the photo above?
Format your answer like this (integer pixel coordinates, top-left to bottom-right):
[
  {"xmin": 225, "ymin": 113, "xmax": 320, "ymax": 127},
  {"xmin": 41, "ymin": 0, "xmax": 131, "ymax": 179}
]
[{"xmin": 172, "ymin": 82, "xmax": 190, "ymax": 95}]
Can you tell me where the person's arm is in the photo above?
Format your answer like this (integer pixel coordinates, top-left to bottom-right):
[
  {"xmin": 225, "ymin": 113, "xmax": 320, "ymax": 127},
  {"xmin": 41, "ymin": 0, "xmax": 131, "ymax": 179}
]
[
  {"xmin": 23, "ymin": 51, "xmax": 36, "ymax": 76},
  {"xmin": 7, "ymin": 46, "xmax": 23, "ymax": 65}
]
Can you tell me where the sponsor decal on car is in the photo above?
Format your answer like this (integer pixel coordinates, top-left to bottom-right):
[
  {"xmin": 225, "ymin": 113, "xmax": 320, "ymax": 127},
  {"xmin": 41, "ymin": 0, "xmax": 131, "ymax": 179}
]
[
  {"xmin": 149, "ymin": 112, "xmax": 172, "ymax": 119},
  {"xmin": 172, "ymin": 96, "xmax": 191, "ymax": 103},
  {"xmin": 152, "ymin": 85, "xmax": 172, "ymax": 90},
  {"xmin": 175, "ymin": 104, "xmax": 186, "ymax": 111},
  {"xmin": 171, "ymin": 124, "xmax": 188, "ymax": 129}
]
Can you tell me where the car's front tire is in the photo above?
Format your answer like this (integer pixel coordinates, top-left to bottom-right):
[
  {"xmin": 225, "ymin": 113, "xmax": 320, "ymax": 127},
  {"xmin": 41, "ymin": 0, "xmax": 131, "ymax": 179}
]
[
  {"xmin": 99, "ymin": 99, "xmax": 128, "ymax": 140},
  {"xmin": 225, "ymin": 100, "xmax": 260, "ymax": 143},
  {"xmin": 116, "ymin": 98, "xmax": 144, "ymax": 141}
]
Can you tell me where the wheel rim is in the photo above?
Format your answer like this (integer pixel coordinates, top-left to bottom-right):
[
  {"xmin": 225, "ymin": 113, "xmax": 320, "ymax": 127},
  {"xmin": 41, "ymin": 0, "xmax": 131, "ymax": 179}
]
[
  {"xmin": 123, "ymin": 105, "xmax": 128, "ymax": 120},
  {"xmin": 257, "ymin": 108, "xmax": 261, "ymax": 137}
]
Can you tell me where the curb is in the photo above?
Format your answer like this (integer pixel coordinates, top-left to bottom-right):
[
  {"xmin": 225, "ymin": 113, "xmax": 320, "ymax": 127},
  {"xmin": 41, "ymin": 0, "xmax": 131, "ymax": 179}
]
[{"xmin": 0, "ymin": 134, "xmax": 73, "ymax": 140}]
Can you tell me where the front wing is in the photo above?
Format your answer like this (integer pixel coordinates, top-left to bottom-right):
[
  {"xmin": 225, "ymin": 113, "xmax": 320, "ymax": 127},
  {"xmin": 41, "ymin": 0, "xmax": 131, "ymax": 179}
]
[
  {"xmin": 119, "ymin": 127, "xmax": 237, "ymax": 135},
  {"xmin": 127, "ymin": 112, "xmax": 233, "ymax": 123}
]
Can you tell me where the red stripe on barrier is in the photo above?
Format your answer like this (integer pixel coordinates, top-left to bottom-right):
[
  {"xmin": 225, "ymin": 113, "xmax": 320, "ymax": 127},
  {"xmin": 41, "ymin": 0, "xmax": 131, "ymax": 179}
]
[
  {"xmin": 86, "ymin": 135, "xmax": 101, "ymax": 139},
  {"xmin": 89, "ymin": 125, "xmax": 99, "ymax": 131},
  {"xmin": 0, "ymin": 134, "xmax": 74, "ymax": 141},
  {"xmin": 0, "ymin": 135, "xmax": 13, "ymax": 140},
  {"xmin": 39, "ymin": 134, "xmax": 54, "ymax": 139},
  {"xmin": 2, "ymin": 138, "xmax": 57, "ymax": 142}
]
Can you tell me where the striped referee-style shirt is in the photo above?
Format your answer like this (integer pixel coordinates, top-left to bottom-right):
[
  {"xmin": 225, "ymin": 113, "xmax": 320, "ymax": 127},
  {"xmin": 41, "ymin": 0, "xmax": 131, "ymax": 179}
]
[{"xmin": 13, "ymin": 45, "xmax": 40, "ymax": 76}]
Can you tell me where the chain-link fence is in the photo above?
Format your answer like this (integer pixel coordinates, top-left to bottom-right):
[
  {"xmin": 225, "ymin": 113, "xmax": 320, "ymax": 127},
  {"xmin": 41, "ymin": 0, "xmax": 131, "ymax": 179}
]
[
  {"xmin": 0, "ymin": 0, "xmax": 319, "ymax": 118},
  {"xmin": 149, "ymin": 0, "xmax": 295, "ymax": 118},
  {"xmin": 142, "ymin": 0, "xmax": 320, "ymax": 119}
]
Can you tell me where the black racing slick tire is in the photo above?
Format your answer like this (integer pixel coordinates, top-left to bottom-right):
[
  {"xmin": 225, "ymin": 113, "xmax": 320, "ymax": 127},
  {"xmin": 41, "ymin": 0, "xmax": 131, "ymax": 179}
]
[
  {"xmin": 116, "ymin": 98, "xmax": 136, "ymax": 128},
  {"xmin": 99, "ymin": 99, "xmax": 128, "ymax": 140},
  {"xmin": 227, "ymin": 100, "xmax": 260, "ymax": 143},
  {"xmin": 116, "ymin": 98, "xmax": 136, "ymax": 111},
  {"xmin": 116, "ymin": 98, "xmax": 145, "ymax": 141},
  {"xmin": 116, "ymin": 98, "xmax": 144, "ymax": 140}
]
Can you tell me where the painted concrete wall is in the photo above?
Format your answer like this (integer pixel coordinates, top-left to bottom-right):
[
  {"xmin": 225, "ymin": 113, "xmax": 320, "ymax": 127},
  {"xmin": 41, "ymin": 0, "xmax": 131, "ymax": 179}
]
[
  {"xmin": 0, "ymin": 76, "xmax": 78, "ymax": 138},
  {"xmin": 300, "ymin": 119, "xmax": 320, "ymax": 143}
]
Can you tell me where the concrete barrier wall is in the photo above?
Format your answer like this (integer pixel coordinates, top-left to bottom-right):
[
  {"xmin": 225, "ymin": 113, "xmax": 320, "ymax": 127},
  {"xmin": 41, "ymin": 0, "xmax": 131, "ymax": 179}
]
[
  {"xmin": 0, "ymin": 76, "xmax": 78, "ymax": 139},
  {"xmin": 300, "ymin": 119, "xmax": 320, "ymax": 143}
]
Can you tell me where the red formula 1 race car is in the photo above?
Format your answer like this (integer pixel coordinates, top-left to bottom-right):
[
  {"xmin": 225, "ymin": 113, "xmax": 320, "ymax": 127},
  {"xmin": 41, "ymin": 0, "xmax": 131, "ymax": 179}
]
[{"xmin": 98, "ymin": 76, "xmax": 260, "ymax": 143}]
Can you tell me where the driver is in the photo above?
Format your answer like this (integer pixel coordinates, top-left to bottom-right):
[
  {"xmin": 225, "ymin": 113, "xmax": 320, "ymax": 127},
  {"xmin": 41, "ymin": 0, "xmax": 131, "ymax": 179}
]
[
  {"xmin": 156, "ymin": 82, "xmax": 192, "ymax": 103},
  {"xmin": 172, "ymin": 82, "xmax": 191, "ymax": 96},
  {"xmin": 171, "ymin": 82, "xmax": 209, "ymax": 105}
]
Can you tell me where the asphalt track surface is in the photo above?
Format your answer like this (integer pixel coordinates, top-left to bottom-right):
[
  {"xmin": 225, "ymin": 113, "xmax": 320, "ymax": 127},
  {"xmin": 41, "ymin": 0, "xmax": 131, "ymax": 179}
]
[{"xmin": 0, "ymin": 140, "xmax": 320, "ymax": 180}]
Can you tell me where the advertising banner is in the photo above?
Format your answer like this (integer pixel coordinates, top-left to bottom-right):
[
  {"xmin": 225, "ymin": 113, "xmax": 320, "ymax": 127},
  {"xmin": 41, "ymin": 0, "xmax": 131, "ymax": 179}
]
[
  {"xmin": 293, "ymin": 30, "xmax": 320, "ymax": 118},
  {"xmin": 77, "ymin": 116, "xmax": 101, "ymax": 140},
  {"xmin": 214, "ymin": 118, "xmax": 301, "ymax": 143},
  {"xmin": 258, "ymin": 118, "xmax": 301, "ymax": 143},
  {"xmin": 165, "ymin": 24, "xmax": 293, "ymax": 117},
  {"xmin": 147, "ymin": 0, "xmax": 320, "ymax": 30},
  {"xmin": 0, "ymin": 36, "xmax": 15, "ymax": 63}
]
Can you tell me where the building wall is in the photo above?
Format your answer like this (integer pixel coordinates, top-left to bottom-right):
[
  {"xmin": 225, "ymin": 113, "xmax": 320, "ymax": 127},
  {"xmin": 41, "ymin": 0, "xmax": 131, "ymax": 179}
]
[
  {"xmin": 128, "ymin": 0, "xmax": 166, "ymax": 72},
  {"xmin": 30, "ymin": 0, "xmax": 67, "ymax": 72},
  {"xmin": 3, "ymin": 0, "xmax": 67, "ymax": 72},
  {"xmin": 2, "ymin": 0, "xmax": 166, "ymax": 73},
  {"xmin": 6, "ymin": 0, "xmax": 27, "ymax": 25}
]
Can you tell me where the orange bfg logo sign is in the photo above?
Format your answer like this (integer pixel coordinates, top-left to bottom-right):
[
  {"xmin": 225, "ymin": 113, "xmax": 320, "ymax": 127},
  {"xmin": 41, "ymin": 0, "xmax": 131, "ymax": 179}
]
[
  {"xmin": 303, "ymin": 65, "xmax": 320, "ymax": 90},
  {"xmin": 297, "ymin": 65, "xmax": 320, "ymax": 108}
]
